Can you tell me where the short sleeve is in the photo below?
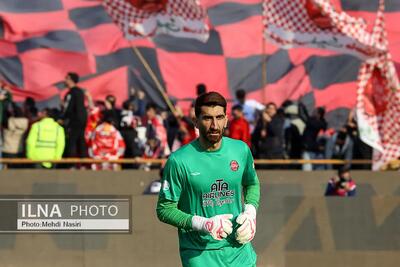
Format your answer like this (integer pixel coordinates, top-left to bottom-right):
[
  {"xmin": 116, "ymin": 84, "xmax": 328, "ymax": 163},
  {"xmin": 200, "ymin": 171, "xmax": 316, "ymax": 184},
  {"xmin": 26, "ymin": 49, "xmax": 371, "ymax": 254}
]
[
  {"xmin": 159, "ymin": 156, "xmax": 184, "ymax": 202},
  {"xmin": 242, "ymin": 145, "xmax": 259, "ymax": 186}
]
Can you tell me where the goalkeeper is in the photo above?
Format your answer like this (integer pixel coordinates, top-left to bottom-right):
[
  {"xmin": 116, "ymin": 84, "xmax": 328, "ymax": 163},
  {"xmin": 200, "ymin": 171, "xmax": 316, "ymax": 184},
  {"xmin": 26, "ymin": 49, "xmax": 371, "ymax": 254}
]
[{"xmin": 156, "ymin": 92, "xmax": 260, "ymax": 267}]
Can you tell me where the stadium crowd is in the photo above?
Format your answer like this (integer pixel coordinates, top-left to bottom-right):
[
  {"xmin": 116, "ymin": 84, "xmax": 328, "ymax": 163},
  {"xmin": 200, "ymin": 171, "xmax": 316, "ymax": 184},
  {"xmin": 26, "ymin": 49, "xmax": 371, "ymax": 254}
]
[{"xmin": 0, "ymin": 73, "xmax": 373, "ymax": 170}]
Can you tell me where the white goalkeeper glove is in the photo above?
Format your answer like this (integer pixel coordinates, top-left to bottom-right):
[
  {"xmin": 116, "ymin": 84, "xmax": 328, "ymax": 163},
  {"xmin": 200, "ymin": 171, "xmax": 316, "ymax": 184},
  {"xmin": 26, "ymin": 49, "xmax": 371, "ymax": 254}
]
[
  {"xmin": 192, "ymin": 214, "xmax": 233, "ymax": 240},
  {"xmin": 235, "ymin": 204, "xmax": 256, "ymax": 244}
]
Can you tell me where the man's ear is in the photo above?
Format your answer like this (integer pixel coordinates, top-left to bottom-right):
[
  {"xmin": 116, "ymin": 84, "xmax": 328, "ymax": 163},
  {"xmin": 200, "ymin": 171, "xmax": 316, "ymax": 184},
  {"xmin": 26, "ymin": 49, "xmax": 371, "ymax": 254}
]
[
  {"xmin": 224, "ymin": 115, "xmax": 228, "ymax": 128},
  {"xmin": 193, "ymin": 117, "xmax": 199, "ymax": 129}
]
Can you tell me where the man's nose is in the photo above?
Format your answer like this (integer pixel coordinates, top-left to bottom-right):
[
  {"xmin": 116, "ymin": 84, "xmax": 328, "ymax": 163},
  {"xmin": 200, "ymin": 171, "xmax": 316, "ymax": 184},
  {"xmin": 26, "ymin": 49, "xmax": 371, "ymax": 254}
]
[{"xmin": 210, "ymin": 118, "xmax": 218, "ymax": 128}]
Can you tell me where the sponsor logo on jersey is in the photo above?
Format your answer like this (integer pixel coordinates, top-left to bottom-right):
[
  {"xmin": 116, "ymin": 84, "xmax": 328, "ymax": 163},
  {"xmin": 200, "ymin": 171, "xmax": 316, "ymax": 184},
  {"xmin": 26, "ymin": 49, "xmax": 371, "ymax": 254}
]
[
  {"xmin": 230, "ymin": 160, "xmax": 239, "ymax": 171},
  {"xmin": 202, "ymin": 179, "xmax": 235, "ymax": 208}
]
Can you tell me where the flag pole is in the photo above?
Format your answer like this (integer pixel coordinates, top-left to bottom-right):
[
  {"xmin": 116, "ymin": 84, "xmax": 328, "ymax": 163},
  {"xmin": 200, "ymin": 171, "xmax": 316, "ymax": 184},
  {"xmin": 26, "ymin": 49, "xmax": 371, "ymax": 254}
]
[{"xmin": 131, "ymin": 45, "xmax": 176, "ymax": 114}]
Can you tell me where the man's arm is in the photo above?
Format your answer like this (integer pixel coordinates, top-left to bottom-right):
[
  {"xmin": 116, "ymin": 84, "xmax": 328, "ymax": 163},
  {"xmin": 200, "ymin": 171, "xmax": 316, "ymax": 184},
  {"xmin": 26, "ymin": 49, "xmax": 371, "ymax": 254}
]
[
  {"xmin": 56, "ymin": 126, "xmax": 65, "ymax": 159},
  {"xmin": 243, "ymin": 145, "xmax": 260, "ymax": 208},
  {"xmin": 156, "ymin": 156, "xmax": 233, "ymax": 240},
  {"xmin": 243, "ymin": 184, "xmax": 260, "ymax": 209},
  {"xmin": 235, "ymin": 145, "xmax": 260, "ymax": 244},
  {"xmin": 157, "ymin": 196, "xmax": 233, "ymax": 240},
  {"xmin": 156, "ymin": 197, "xmax": 193, "ymax": 231},
  {"xmin": 61, "ymin": 93, "xmax": 73, "ymax": 123}
]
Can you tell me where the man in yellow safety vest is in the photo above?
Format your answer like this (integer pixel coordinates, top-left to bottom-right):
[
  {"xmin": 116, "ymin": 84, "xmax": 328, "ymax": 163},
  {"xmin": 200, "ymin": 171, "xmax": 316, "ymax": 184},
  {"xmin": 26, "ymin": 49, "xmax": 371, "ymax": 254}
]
[{"xmin": 26, "ymin": 108, "xmax": 65, "ymax": 168}]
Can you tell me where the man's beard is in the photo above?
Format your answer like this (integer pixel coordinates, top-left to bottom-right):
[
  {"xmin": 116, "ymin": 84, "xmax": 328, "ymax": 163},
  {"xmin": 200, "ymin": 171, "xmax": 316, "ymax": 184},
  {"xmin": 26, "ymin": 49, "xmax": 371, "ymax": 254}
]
[{"xmin": 202, "ymin": 128, "xmax": 223, "ymax": 144}]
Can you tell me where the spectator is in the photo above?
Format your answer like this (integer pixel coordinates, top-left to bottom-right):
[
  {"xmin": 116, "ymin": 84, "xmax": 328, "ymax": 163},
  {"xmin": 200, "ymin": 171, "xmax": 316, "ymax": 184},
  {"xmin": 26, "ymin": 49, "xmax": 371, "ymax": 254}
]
[
  {"xmin": 128, "ymin": 88, "xmax": 147, "ymax": 117},
  {"xmin": 165, "ymin": 108, "xmax": 180, "ymax": 151},
  {"xmin": 253, "ymin": 103, "xmax": 285, "ymax": 164},
  {"xmin": 302, "ymin": 107, "xmax": 327, "ymax": 171},
  {"xmin": 143, "ymin": 103, "xmax": 170, "ymax": 157},
  {"xmin": 105, "ymin": 94, "xmax": 121, "ymax": 127},
  {"xmin": 0, "ymin": 80, "xmax": 13, "ymax": 127},
  {"xmin": 88, "ymin": 111, "xmax": 126, "ymax": 170},
  {"xmin": 346, "ymin": 110, "xmax": 372, "ymax": 169},
  {"xmin": 84, "ymin": 91, "xmax": 104, "ymax": 146},
  {"xmin": 120, "ymin": 100, "xmax": 143, "ymax": 168},
  {"xmin": 23, "ymin": 97, "xmax": 38, "ymax": 124},
  {"xmin": 325, "ymin": 127, "xmax": 354, "ymax": 170},
  {"xmin": 267, "ymin": 104, "xmax": 286, "ymax": 159},
  {"xmin": 229, "ymin": 104, "xmax": 251, "ymax": 147},
  {"xmin": 0, "ymin": 80, "xmax": 13, "ymax": 169},
  {"xmin": 252, "ymin": 107, "xmax": 271, "ymax": 160},
  {"xmin": 196, "ymin": 83, "xmax": 207, "ymax": 96},
  {"xmin": 177, "ymin": 107, "xmax": 197, "ymax": 145},
  {"xmin": 26, "ymin": 108, "xmax": 65, "ymax": 169},
  {"xmin": 190, "ymin": 84, "xmax": 207, "ymax": 107},
  {"xmin": 265, "ymin": 102, "xmax": 277, "ymax": 118},
  {"xmin": 62, "ymin": 72, "xmax": 88, "ymax": 159},
  {"xmin": 235, "ymin": 89, "xmax": 264, "ymax": 132},
  {"xmin": 171, "ymin": 106, "xmax": 197, "ymax": 151},
  {"xmin": 3, "ymin": 104, "xmax": 29, "ymax": 167},
  {"xmin": 284, "ymin": 104, "xmax": 305, "ymax": 161},
  {"xmin": 325, "ymin": 166, "xmax": 356, "ymax": 196}
]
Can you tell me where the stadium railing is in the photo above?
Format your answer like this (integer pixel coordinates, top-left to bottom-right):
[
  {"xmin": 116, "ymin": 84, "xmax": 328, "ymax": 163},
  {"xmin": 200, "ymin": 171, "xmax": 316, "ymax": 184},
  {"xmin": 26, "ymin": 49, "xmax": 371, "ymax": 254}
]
[{"xmin": 0, "ymin": 158, "xmax": 398, "ymax": 169}]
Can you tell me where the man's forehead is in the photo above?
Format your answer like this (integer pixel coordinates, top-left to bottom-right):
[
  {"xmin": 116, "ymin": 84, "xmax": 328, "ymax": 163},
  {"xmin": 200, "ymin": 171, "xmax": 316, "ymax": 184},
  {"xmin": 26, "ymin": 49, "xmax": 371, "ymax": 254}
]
[{"xmin": 200, "ymin": 105, "xmax": 226, "ymax": 116}]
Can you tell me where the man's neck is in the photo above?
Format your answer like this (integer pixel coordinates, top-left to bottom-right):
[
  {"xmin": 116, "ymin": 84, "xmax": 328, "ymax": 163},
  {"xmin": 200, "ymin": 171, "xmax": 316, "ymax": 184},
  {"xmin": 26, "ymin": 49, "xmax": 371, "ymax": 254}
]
[{"xmin": 198, "ymin": 136, "xmax": 222, "ymax": 151}]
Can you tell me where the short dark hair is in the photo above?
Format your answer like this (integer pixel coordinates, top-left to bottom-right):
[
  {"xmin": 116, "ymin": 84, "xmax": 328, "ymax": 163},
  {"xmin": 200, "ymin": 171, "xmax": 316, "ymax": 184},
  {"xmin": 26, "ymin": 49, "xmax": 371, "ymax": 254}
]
[
  {"xmin": 232, "ymin": 104, "xmax": 243, "ymax": 112},
  {"xmin": 146, "ymin": 102, "xmax": 158, "ymax": 111},
  {"xmin": 196, "ymin": 83, "xmax": 207, "ymax": 95},
  {"xmin": 11, "ymin": 103, "xmax": 24, "ymax": 117},
  {"xmin": 338, "ymin": 165, "xmax": 351, "ymax": 176},
  {"xmin": 67, "ymin": 72, "xmax": 79, "ymax": 84},
  {"xmin": 102, "ymin": 110, "xmax": 115, "ymax": 125},
  {"xmin": 317, "ymin": 106, "xmax": 325, "ymax": 118},
  {"xmin": 41, "ymin": 108, "xmax": 56, "ymax": 119},
  {"xmin": 123, "ymin": 100, "xmax": 135, "ymax": 110},
  {"xmin": 235, "ymin": 89, "xmax": 246, "ymax": 100},
  {"xmin": 106, "ymin": 94, "xmax": 116, "ymax": 107},
  {"xmin": 194, "ymin": 92, "xmax": 227, "ymax": 117}
]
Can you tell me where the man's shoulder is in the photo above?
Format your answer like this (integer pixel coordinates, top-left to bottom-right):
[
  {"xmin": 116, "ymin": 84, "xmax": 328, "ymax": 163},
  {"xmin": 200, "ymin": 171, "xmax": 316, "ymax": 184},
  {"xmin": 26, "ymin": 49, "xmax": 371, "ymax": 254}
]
[
  {"xmin": 34, "ymin": 118, "xmax": 59, "ymax": 127},
  {"xmin": 223, "ymin": 137, "xmax": 249, "ymax": 150},
  {"xmin": 70, "ymin": 86, "xmax": 84, "ymax": 95},
  {"xmin": 170, "ymin": 141, "xmax": 198, "ymax": 159}
]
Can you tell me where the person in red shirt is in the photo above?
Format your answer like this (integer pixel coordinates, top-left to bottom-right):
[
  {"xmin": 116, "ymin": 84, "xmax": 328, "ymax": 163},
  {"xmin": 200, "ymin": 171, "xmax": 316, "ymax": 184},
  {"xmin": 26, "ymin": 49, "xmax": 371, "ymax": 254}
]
[
  {"xmin": 85, "ymin": 101, "xmax": 105, "ymax": 147},
  {"xmin": 88, "ymin": 111, "xmax": 126, "ymax": 170},
  {"xmin": 229, "ymin": 104, "xmax": 251, "ymax": 147}
]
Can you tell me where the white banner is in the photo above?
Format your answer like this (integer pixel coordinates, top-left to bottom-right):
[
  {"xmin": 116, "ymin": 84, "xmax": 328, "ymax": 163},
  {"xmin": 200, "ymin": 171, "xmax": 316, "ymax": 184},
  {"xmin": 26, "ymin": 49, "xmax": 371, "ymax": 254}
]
[{"xmin": 17, "ymin": 219, "xmax": 129, "ymax": 230}]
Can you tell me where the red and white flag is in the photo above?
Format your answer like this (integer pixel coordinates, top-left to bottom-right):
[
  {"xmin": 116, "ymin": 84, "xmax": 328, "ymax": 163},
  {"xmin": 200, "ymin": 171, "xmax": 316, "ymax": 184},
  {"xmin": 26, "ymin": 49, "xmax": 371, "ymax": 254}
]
[
  {"xmin": 263, "ymin": 0, "xmax": 386, "ymax": 59},
  {"xmin": 103, "ymin": 0, "xmax": 209, "ymax": 42},
  {"xmin": 356, "ymin": 0, "xmax": 400, "ymax": 170},
  {"xmin": 264, "ymin": 0, "xmax": 400, "ymax": 169}
]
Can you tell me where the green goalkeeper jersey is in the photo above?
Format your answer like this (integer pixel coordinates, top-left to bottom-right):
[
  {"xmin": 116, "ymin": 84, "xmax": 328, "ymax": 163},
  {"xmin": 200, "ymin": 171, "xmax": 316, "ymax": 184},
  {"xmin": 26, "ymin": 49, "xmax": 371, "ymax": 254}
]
[{"xmin": 159, "ymin": 137, "xmax": 259, "ymax": 250}]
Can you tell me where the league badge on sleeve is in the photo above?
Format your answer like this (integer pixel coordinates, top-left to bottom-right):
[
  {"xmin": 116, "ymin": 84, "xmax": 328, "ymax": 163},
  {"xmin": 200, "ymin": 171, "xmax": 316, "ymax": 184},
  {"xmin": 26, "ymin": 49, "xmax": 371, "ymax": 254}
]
[
  {"xmin": 162, "ymin": 180, "xmax": 170, "ymax": 191},
  {"xmin": 230, "ymin": 160, "xmax": 239, "ymax": 171}
]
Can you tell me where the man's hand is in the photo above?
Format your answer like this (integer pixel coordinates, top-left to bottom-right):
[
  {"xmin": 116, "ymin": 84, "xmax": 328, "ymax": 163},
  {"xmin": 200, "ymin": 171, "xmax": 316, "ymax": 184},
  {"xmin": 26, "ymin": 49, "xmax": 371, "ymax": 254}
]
[
  {"xmin": 235, "ymin": 204, "xmax": 256, "ymax": 244},
  {"xmin": 192, "ymin": 214, "xmax": 233, "ymax": 240}
]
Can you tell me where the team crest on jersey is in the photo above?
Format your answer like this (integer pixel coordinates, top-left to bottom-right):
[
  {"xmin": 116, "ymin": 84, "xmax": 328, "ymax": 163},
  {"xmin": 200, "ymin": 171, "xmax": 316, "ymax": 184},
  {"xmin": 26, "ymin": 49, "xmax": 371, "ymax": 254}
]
[{"xmin": 230, "ymin": 160, "xmax": 239, "ymax": 171}]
